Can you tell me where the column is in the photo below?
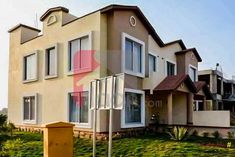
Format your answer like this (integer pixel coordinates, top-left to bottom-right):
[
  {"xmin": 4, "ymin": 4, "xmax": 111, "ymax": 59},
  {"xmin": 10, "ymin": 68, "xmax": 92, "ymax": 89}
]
[
  {"xmin": 167, "ymin": 93, "xmax": 173, "ymax": 125},
  {"xmin": 221, "ymin": 77, "xmax": 224, "ymax": 96},
  {"xmin": 187, "ymin": 93, "xmax": 193, "ymax": 124},
  {"xmin": 203, "ymin": 97, "xmax": 207, "ymax": 110}
]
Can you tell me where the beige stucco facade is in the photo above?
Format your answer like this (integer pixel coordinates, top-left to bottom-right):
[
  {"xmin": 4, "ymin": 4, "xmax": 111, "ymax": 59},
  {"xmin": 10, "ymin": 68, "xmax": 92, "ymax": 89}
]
[{"xmin": 8, "ymin": 5, "xmax": 212, "ymax": 134}]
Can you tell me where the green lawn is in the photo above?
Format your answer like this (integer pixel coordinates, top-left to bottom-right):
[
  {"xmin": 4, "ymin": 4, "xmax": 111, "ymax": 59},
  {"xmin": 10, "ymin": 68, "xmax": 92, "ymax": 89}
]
[{"xmin": 0, "ymin": 132, "xmax": 235, "ymax": 157}]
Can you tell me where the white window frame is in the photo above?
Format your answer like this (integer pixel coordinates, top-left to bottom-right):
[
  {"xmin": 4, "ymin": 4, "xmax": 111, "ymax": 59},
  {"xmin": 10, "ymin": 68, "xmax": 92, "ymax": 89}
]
[
  {"xmin": 122, "ymin": 32, "xmax": 145, "ymax": 78},
  {"xmin": 67, "ymin": 89, "xmax": 92, "ymax": 128},
  {"xmin": 44, "ymin": 43, "xmax": 59, "ymax": 79},
  {"xmin": 189, "ymin": 64, "xmax": 198, "ymax": 82},
  {"xmin": 121, "ymin": 88, "xmax": 145, "ymax": 128},
  {"xmin": 22, "ymin": 93, "xmax": 38, "ymax": 124},
  {"xmin": 165, "ymin": 59, "xmax": 177, "ymax": 76},
  {"xmin": 67, "ymin": 31, "xmax": 93, "ymax": 75},
  {"xmin": 148, "ymin": 52, "xmax": 158, "ymax": 75},
  {"xmin": 22, "ymin": 51, "xmax": 39, "ymax": 83}
]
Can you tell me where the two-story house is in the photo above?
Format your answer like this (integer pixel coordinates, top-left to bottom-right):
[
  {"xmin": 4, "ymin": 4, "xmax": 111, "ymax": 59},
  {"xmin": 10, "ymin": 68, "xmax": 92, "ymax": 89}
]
[
  {"xmin": 8, "ymin": 5, "xmax": 211, "ymax": 136},
  {"xmin": 199, "ymin": 69, "xmax": 235, "ymax": 113}
]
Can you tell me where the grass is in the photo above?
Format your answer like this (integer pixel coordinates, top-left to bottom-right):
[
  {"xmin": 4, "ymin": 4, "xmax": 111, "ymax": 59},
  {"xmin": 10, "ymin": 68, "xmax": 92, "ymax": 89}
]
[{"xmin": 0, "ymin": 132, "xmax": 235, "ymax": 156}]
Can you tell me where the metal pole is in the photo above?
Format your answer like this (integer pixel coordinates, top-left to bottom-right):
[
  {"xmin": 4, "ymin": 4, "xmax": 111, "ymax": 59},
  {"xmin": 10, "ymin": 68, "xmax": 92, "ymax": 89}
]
[
  {"xmin": 108, "ymin": 107, "xmax": 113, "ymax": 157},
  {"xmin": 108, "ymin": 76, "xmax": 115, "ymax": 157},
  {"xmin": 93, "ymin": 109, "xmax": 96, "ymax": 157},
  {"xmin": 93, "ymin": 80, "xmax": 99, "ymax": 157}
]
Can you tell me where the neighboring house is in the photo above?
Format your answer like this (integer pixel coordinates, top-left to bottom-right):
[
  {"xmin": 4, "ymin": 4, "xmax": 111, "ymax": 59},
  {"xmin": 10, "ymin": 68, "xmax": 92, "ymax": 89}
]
[
  {"xmin": 199, "ymin": 69, "xmax": 235, "ymax": 113},
  {"xmin": 8, "ymin": 4, "xmax": 211, "ymax": 136},
  {"xmin": 0, "ymin": 108, "xmax": 8, "ymax": 116}
]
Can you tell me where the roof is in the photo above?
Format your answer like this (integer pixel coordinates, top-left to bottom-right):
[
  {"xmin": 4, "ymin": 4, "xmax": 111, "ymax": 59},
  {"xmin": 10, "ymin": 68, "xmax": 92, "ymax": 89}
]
[
  {"xmin": 43, "ymin": 121, "xmax": 75, "ymax": 128},
  {"xmin": 154, "ymin": 74, "xmax": 197, "ymax": 92},
  {"xmin": 9, "ymin": 4, "xmax": 189, "ymax": 50},
  {"xmin": 8, "ymin": 24, "xmax": 41, "ymax": 33},
  {"xmin": 175, "ymin": 48, "xmax": 202, "ymax": 62},
  {"xmin": 40, "ymin": 6, "xmax": 69, "ymax": 21},
  {"xmin": 100, "ymin": 4, "xmax": 186, "ymax": 50},
  {"xmin": 194, "ymin": 81, "xmax": 213, "ymax": 99}
]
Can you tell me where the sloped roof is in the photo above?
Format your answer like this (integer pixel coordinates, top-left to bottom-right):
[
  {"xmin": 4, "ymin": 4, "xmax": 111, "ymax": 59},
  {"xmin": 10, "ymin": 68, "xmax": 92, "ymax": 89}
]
[
  {"xmin": 40, "ymin": 6, "xmax": 69, "ymax": 21},
  {"xmin": 43, "ymin": 121, "xmax": 75, "ymax": 128},
  {"xmin": 154, "ymin": 74, "xmax": 197, "ymax": 92},
  {"xmin": 194, "ymin": 81, "xmax": 213, "ymax": 99},
  {"xmin": 100, "ymin": 4, "xmax": 187, "ymax": 50},
  {"xmin": 175, "ymin": 48, "xmax": 202, "ymax": 62},
  {"xmin": 8, "ymin": 24, "xmax": 41, "ymax": 33}
]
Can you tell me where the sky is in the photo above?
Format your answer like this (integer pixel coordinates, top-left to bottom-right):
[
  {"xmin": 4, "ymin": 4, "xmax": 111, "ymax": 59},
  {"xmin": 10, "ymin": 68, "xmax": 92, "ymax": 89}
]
[{"xmin": 1, "ymin": 0, "xmax": 235, "ymax": 109}]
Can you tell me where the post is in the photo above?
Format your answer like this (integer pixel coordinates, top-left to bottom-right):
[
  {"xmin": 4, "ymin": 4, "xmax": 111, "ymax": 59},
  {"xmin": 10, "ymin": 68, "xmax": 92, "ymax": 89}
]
[
  {"xmin": 43, "ymin": 122, "xmax": 74, "ymax": 157},
  {"xmin": 108, "ymin": 107, "xmax": 113, "ymax": 157},
  {"xmin": 108, "ymin": 76, "xmax": 115, "ymax": 157},
  {"xmin": 187, "ymin": 93, "xmax": 193, "ymax": 124},
  {"xmin": 167, "ymin": 93, "xmax": 173, "ymax": 125},
  {"xmin": 92, "ymin": 80, "xmax": 99, "ymax": 157},
  {"xmin": 93, "ymin": 109, "xmax": 97, "ymax": 157}
]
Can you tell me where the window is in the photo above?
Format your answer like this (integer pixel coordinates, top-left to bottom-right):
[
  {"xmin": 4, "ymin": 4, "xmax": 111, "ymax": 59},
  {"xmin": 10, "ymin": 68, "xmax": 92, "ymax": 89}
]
[
  {"xmin": 23, "ymin": 52, "xmax": 38, "ymax": 82},
  {"xmin": 23, "ymin": 95, "xmax": 37, "ymax": 123},
  {"xmin": 69, "ymin": 91, "xmax": 89, "ymax": 124},
  {"xmin": 149, "ymin": 54, "xmax": 156, "ymax": 74},
  {"xmin": 189, "ymin": 65, "xmax": 197, "ymax": 82},
  {"xmin": 45, "ymin": 46, "xmax": 58, "ymax": 78},
  {"xmin": 122, "ymin": 33, "xmax": 145, "ymax": 77},
  {"xmin": 68, "ymin": 35, "xmax": 92, "ymax": 73},
  {"xmin": 166, "ymin": 61, "xmax": 175, "ymax": 76},
  {"xmin": 121, "ymin": 89, "xmax": 145, "ymax": 128}
]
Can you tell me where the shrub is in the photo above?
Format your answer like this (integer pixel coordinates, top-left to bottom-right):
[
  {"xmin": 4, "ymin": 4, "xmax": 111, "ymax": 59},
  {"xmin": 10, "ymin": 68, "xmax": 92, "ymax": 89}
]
[
  {"xmin": 168, "ymin": 126, "xmax": 188, "ymax": 141},
  {"xmin": 0, "ymin": 114, "xmax": 7, "ymax": 132},
  {"xmin": 1, "ymin": 138, "xmax": 24, "ymax": 157},
  {"xmin": 212, "ymin": 131, "xmax": 220, "ymax": 139},
  {"xmin": 228, "ymin": 132, "xmax": 235, "ymax": 140},
  {"xmin": 203, "ymin": 132, "xmax": 209, "ymax": 138}
]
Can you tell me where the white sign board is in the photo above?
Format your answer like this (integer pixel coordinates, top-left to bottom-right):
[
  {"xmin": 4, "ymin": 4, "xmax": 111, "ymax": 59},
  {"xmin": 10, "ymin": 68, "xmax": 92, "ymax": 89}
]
[
  {"xmin": 90, "ymin": 80, "xmax": 99, "ymax": 110},
  {"xmin": 89, "ymin": 73, "xmax": 124, "ymax": 110},
  {"xmin": 113, "ymin": 74, "xmax": 124, "ymax": 109},
  {"xmin": 99, "ymin": 76, "xmax": 114, "ymax": 110}
]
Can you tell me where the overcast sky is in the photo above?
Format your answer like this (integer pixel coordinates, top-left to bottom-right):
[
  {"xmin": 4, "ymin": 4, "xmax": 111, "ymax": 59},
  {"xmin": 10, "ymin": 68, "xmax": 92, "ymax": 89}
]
[{"xmin": 1, "ymin": 0, "xmax": 235, "ymax": 109}]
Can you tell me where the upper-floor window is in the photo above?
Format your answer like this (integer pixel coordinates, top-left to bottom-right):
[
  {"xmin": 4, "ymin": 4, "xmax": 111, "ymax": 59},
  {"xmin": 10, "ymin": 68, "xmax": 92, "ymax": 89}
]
[
  {"xmin": 69, "ymin": 91, "xmax": 89, "ymax": 124},
  {"xmin": 23, "ymin": 52, "xmax": 38, "ymax": 82},
  {"xmin": 68, "ymin": 34, "xmax": 92, "ymax": 74},
  {"xmin": 166, "ymin": 61, "xmax": 175, "ymax": 76},
  {"xmin": 45, "ymin": 45, "xmax": 58, "ymax": 78},
  {"xmin": 149, "ymin": 54, "xmax": 156, "ymax": 74},
  {"xmin": 189, "ymin": 65, "xmax": 197, "ymax": 82},
  {"xmin": 122, "ymin": 33, "xmax": 145, "ymax": 77},
  {"xmin": 23, "ymin": 94, "xmax": 37, "ymax": 124}
]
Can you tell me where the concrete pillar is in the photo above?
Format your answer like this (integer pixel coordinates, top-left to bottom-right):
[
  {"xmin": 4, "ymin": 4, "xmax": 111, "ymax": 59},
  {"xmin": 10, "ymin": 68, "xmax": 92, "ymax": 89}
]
[
  {"xmin": 232, "ymin": 105, "xmax": 235, "ymax": 113},
  {"xmin": 167, "ymin": 93, "xmax": 173, "ymax": 125},
  {"xmin": 221, "ymin": 77, "xmax": 224, "ymax": 96},
  {"xmin": 187, "ymin": 93, "xmax": 193, "ymax": 124},
  {"xmin": 43, "ymin": 122, "xmax": 75, "ymax": 157},
  {"xmin": 203, "ymin": 97, "xmax": 207, "ymax": 110},
  {"xmin": 231, "ymin": 84, "xmax": 234, "ymax": 95},
  {"xmin": 210, "ymin": 74, "xmax": 213, "ymax": 92}
]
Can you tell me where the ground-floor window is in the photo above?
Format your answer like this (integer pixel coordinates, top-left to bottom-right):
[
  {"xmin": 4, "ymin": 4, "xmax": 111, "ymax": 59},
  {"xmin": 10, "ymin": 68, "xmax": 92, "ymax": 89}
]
[
  {"xmin": 69, "ymin": 91, "xmax": 89, "ymax": 124},
  {"xmin": 23, "ymin": 94, "xmax": 37, "ymax": 123},
  {"xmin": 121, "ymin": 89, "xmax": 145, "ymax": 128}
]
